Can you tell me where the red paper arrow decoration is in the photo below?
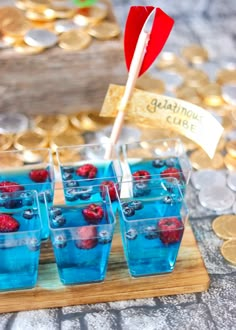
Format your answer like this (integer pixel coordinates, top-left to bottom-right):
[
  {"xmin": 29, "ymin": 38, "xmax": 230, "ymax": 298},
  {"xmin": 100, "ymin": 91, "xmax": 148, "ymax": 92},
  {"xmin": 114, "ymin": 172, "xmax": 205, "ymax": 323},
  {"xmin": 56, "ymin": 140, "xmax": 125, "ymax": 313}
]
[{"xmin": 124, "ymin": 6, "xmax": 174, "ymax": 77}]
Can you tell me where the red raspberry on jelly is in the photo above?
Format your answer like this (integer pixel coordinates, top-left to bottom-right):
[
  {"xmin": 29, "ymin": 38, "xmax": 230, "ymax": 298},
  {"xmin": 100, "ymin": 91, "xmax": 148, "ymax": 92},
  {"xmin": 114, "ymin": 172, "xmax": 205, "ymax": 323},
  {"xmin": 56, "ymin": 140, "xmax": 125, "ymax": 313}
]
[
  {"xmin": 0, "ymin": 213, "xmax": 20, "ymax": 233},
  {"xmin": 132, "ymin": 170, "xmax": 151, "ymax": 181},
  {"xmin": 158, "ymin": 217, "xmax": 184, "ymax": 244},
  {"xmin": 160, "ymin": 167, "xmax": 181, "ymax": 181},
  {"xmin": 100, "ymin": 181, "xmax": 118, "ymax": 201},
  {"xmin": 29, "ymin": 169, "xmax": 49, "ymax": 183},
  {"xmin": 76, "ymin": 164, "xmax": 97, "ymax": 179},
  {"xmin": 76, "ymin": 226, "xmax": 98, "ymax": 250},
  {"xmin": 82, "ymin": 203, "xmax": 104, "ymax": 224},
  {"xmin": 0, "ymin": 181, "xmax": 24, "ymax": 193}
]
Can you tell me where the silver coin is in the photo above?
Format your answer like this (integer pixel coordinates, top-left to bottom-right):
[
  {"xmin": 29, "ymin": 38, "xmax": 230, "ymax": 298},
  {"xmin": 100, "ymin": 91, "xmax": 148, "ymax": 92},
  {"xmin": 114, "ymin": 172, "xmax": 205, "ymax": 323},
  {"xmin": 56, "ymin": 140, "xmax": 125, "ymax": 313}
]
[
  {"xmin": 222, "ymin": 83, "xmax": 236, "ymax": 106},
  {"xmin": 199, "ymin": 185, "xmax": 235, "ymax": 212},
  {"xmin": 24, "ymin": 29, "xmax": 58, "ymax": 48},
  {"xmin": 0, "ymin": 113, "xmax": 29, "ymax": 134},
  {"xmin": 191, "ymin": 170, "xmax": 226, "ymax": 190},
  {"xmin": 227, "ymin": 172, "xmax": 236, "ymax": 191},
  {"xmin": 219, "ymin": 58, "xmax": 236, "ymax": 70},
  {"xmin": 233, "ymin": 202, "xmax": 236, "ymax": 214},
  {"xmin": 54, "ymin": 20, "xmax": 78, "ymax": 34}
]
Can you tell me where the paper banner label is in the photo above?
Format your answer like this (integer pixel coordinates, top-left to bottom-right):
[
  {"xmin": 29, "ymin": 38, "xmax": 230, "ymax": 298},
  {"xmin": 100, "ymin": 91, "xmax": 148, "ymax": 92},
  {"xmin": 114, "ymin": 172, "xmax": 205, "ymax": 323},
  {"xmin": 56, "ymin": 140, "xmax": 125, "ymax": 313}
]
[{"xmin": 100, "ymin": 84, "xmax": 224, "ymax": 158}]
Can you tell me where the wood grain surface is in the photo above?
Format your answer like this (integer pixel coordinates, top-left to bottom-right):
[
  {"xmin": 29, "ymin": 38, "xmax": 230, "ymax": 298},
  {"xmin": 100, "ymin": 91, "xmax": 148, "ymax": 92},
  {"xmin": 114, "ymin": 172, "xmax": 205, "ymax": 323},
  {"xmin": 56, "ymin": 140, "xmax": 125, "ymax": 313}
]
[
  {"xmin": 0, "ymin": 220, "xmax": 210, "ymax": 313},
  {"xmin": 0, "ymin": 0, "xmax": 126, "ymax": 115}
]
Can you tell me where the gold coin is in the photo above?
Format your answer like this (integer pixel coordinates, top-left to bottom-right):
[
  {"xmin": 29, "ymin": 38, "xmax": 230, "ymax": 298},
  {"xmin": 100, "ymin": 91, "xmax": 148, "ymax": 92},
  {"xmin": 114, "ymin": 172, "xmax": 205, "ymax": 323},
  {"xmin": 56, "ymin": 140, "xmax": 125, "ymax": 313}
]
[
  {"xmin": 14, "ymin": 41, "xmax": 44, "ymax": 54},
  {"xmin": 34, "ymin": 114, "xmax": 69, "ymax": 135},
  {"xmin": 14, "ymin": 131, "xmax": 48, "ymax": 150},
  {"xmin": 73, "ymin": 3, "xmax": 108, "ymax": 26},
  {"xmin": 184, "ymin": 68, "xmax": 209, "ymax": 88},
  {"xmin": 15, "ymin": 0, "xmax": 29, "ymax": 10},
  {"xmin": 175, "ymin": 84, "xmax": 201, "ymax": 105},
  {"xmin": 221, "ymin": 239, "xmax": 236, "ymax": 265},
  {"xmin": 25, "ymin": 9, "xmax": 56, "ymax": 22},
  {"xmin": 216, "ymin": 136, "xmax": 226, "ymax": 152},
  {"xmin": 88, "ymin": 21, "xmax": 120, "ymax": 40},
  {"xmin": 136, "ymin": 74, "xmax": 165, "ymax": 94},
  {"xmin": 0, "ymin": 152, "xmax": 24, "ymax": 168},
  {"xmin": 198, "ymin": 83, "xmax": 224, "ymax": 108},
  {"xmin": 59, "ymin": 29, "xmax": 91, "ymax": 50},
  {"xmin": 49, "ymin": 7, "xmax": 76, "ymax": 19},
  {"xmin": 2, "ymin": 17, "xmax": 31, "ymax": 38},
  {"xmin": 24, "ymin": 0, "xmax": 51, "ymax": 10},
  {"xmin": 217, "ymin": 69, "xmax": 236, "ymax": 85},
  {"xmin": 224, "ymin": 153, "xmax": 236, "ymax": 171},
  {"xmin": 50, "ymin": 132, "xmax": 84, "ymax": 152},
  {"xmin": 30, "ymin": 20, "xmax": 55, "ymax": 32},
  {"xmin": 55, "ymin": 148, "xmax": 81, "ymax": 165},
  {"xmin": 190, "ymin": 149, "xmax": 224, "ymax": 170},
  {"xmin": 221, "ymin": 114, "xmax": 234, "ymax": 132},
  {"xmin": 212, "ymin": 215, "xmax": 236, "ymax": 240},
  {"xmin": 182, "ymin": 44, "xmax": 209, "ymax": 64},
  {"xmin": 0, "ymin": 133, "xmax": 13, "ymax": 151},
  {"xmin": 140, "ymin": 128, "xmax": 171, "ymax": 140},
  {"xmin": 0, "ymin": 7, "xmax": 24, "ymax": 29},
  {"xmin": 156, "ymin": 52, "xmax": 187, "ymax": 73},
  {"xmin": 225, "ymin": 140, "xmax": 236, "ymax": 158}
]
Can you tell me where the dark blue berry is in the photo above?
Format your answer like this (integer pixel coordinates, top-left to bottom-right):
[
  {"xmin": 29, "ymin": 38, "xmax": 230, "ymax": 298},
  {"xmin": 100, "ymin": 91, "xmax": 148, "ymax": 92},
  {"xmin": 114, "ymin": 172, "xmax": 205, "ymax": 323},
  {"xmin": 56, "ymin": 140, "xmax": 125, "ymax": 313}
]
[
  {"xmin": 23, "ymin": 209, "xmax": 34, "ymax": 219},
  {"xmin": 28, "ymin": 238, "xmax": 40, "ymax": 251},
  {"xmin": 51, "ymin": 214, "xmax": 66, "ymax": 227},
  {"xmin": 4, "ymin": 198, "xmax": 23, "ymax": 209},
  {"xmin": 121, "ymin": 201, "xmax": 129, "ymax": 208},
  {"xmin": 162, "ymin": 195, "xmax": 173, "ymax": 204},
  {"xmin": 123, "ymin": 206, "xmax": 135, "ymax": 217},
  {"xmin": 165, "ymin": 158, "xmax": 176, "ymax": 167},
  {"xmin": 65, "ymin": 188, "xmax": 79, "ymax": 202},
  {"xmin": 44, "ymin": 190, "xmax": 53, "ymax": 203},
  {"xmin": 65, "ymin": 180, "xmax": 80, "ymax": 188},
  {"xmin": 134, "ymin": 182, "xmax": 151, "ymax": 197},
  {"xmin": 98, "ymin": 230, "xmax": 112, "ymax": 244},
  {"xmin": 20, "ymin": 192, "xmax": 34, "ymax": 206},
  {"xmin": 129, "ymin": 200, "xmax": 143, "ymax": 210},
  {"xmin": 126, "ymin": 228, "xmax": 138, "ymax": 240},
  {"xmin": 54, "ymin": 235, "xmax": 67, "ymax": 248},
  {"xmin": 62, "ymin": 172, "xmax": 73, "ymax": 181},
  {"xmin": 144, "ymin": 226, "xmax": 159, "ymax": 239},
  {"xmin": 50, "ymin": 207, "xmax": 62, "ymax": 218},
  {"xmin": 77, "ymin": 187, "xmax": 92, "ymax": 200},
  {"xmin": 0, "ymin": 193, "xmax": 9, "ymax": 206},
  {"xmin": 63, "ymin": 166, "xmax": 75, "ymax": 174},
  {"xmin": 152, "ymin": 159, "xmax": 165, "ymax": 168}
]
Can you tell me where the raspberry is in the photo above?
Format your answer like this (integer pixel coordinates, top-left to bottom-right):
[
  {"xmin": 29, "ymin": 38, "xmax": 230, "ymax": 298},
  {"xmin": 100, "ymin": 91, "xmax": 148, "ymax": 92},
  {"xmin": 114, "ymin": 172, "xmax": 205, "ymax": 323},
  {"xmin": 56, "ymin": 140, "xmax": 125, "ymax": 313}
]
[
  {"xmin": 82, "ymin": 203, "xmax": 104, "ymax": 224},
  {"xmin": 158, "ymin": 217, "xmax": 184, "ymax": 244},
  {"xmin": 160, "ymin": 167, "xmax": 181, "ymax": 181},
  {"xmin": 76, "ymin": 164, "xmax": 97, "ymax": 179},
  {"xmin": 29, "ymin": 169, "xmax": 49, "ymax": 183},
  {"xmin": 100, "ymin": 181, "xmax": 117, "ymax": 201},
  {"xmin": 0, "ymin": 213, "xmax": 20, "ymax": 232},
  {"xmin": 0, "ymin": 181, "xmax": 24, "ymax": 193},
  {"xmin": 132, "ymin": 170, "xmax": 151, "ymax": 181},
  {"xmin": 76, "ymin": 226, "xmax": 98, "ymax": 249}
]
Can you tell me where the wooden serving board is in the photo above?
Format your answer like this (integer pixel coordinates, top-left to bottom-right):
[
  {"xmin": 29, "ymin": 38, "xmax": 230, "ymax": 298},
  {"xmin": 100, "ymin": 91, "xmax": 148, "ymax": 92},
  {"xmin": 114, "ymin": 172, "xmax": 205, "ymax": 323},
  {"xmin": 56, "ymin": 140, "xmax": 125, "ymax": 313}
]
[{"xmin": 0, "ymin": 221, "xmax": 210, "ymax": 313}]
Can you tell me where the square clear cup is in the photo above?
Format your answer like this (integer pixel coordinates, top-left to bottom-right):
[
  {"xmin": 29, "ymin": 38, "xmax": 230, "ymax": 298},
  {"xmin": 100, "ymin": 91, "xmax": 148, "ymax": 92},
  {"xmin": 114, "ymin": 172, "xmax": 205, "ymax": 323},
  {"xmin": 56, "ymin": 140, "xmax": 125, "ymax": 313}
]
[
  {"xmin": 121, "ymin": 138, "xmax": 192, "ymax": 195},
  {"xmin": 47, "ymin": 184, "xmax": 116, "ymax": 285},
  {"xmin": 0, "ymin": 190, "xmax": 42, "ymax": 291},
  {"xmin": 0, "ymin": 148, "xmax": 55, "ymax": 240},
  {"xmin": 115, "ymin": 177, "xmax": 188, "ymax": 277}
]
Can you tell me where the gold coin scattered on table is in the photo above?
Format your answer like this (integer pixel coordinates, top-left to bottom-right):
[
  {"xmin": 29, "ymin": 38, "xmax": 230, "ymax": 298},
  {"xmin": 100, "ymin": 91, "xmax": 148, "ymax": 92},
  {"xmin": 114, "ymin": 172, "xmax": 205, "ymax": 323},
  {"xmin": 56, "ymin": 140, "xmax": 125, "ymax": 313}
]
[
  {"xmin": 216, "ymin": 137, "xmax": 226, "ymax": 152},
  {"xmin": 15, "ymin": 0, "xmax": 29, "ymax": 10},
  {"xmin": 156, "ymin": 52, "xmax": 187, "ymax": 73},
  {"xmin": 190, "ymin": 149, "xmax": 224, "ymax": 170},
  {"xmin": 0, "ymin": 133, "xmax": 13, "ymax": 151},
  {"xmin": 0, "ymin": 153, "xmax": 23, "ymax": 168},
  {"xmin": 14, "ymin": 41, "xmax": 44, "ymax": 54},
  {"xmin": 14, "ymin": 131, "xmax": 48, "ymax": 150},
  {"xmin": 221, "ymin": 239, "xmax": 236, "ymax": 265},
  {"xmin": 50, "ymin": 7, "xmax": 76, "ymax": 19},
  {"xmin": 25, "ymin": 9, "xmax": 56, "ymax": 22},
  {"xmin": 221, "ymin": 114, "xmax": 234, "ymax": 132},
  {"xmin": 88, "ymin": 21, "xmax": 120, "ymax": 40},
  {"xmin": 182, "ymin": 44, "xmax": 208, "ymax": 64},
  {"xmin": 183, "ymin": 68, "xmax": 209, "ymax": 88},
  {"xmin": 175, "ymin": 84, "xmax": 201, "ymax": 105},
  {"xmin": 217, "ymin": 69, "xmax": 236, "ymax": 85},
  {"xmin": 224, "ymin": 153, "xmax": 236, "ymax": 171},
  {"xmin": 0, "ymin": 6, "xmax": 24, "ymax": 29},
  {"xmin": 2, "ymin": 17, "xmax": 31, "ymax": 38},
  {"xmin": 225, "ymin": 140, "xmax": 236, "ymax": 158},
  {"xmin": 136, "ymin": 74, "xmax": 165, "ymax": 94},
  {"xmin": 73, "ymin": 3, "xmax": 108, "ymax": 27},
  {"xmin": 24, "ymin": 0, "xmax": 51, "ymax": 11},
  {"xmin": 212, "ymin": 215, "xmax": 236, "ymax": 240},
  {"xmin": 59, "ymin": 29, "xmax": 92, "ymax": 50},
  {"xmin": 198, "ymin": 83, "xmax": 224, "ymax": 108},
  {"xmin": 34, "ymin": 114, "xmax": 69, "ymax": 135},
  {"xmin": 55, "ymin": 149, "xmax": 81, "ymax": 165},
  {"xmin": 71, "ymin": 111, "xmax": 113, "ymax": 131},
  {"xmin": 50, "ymin": 132, "xmax": 85, "ymax": 152}
]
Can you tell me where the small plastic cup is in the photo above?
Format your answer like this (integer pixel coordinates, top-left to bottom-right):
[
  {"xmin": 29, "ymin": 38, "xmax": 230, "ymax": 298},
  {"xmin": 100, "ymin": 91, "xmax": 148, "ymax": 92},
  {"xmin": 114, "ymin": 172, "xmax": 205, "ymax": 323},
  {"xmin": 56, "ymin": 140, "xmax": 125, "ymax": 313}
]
[
  {"xmin": 0, "ymin": 190, "xmax": 42, "ymax": 291},
  {"xmin": 115, "ymin": 177, "xmax": 188, "ymax": 277},
  {"xmin": 47, "ymin": 184, "xmax": 116, "ymax": 285}
]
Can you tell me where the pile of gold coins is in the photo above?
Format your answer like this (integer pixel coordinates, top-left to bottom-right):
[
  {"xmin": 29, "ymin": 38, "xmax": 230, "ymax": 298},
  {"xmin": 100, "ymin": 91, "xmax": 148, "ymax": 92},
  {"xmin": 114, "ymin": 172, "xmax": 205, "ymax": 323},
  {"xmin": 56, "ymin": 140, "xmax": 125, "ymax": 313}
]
[
  {"xmin": 0, "ymin": 0, "xmax": 121, "ymax": 54},
  {"xmin": 212, "ymin": 215, "xmax": 236, "ymax": 266}
]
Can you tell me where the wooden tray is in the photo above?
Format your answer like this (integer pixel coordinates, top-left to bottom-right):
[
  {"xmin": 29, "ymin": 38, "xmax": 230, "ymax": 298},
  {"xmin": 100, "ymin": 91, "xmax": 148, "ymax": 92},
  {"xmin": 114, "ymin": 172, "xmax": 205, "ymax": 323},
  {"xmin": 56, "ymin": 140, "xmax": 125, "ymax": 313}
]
[{"xmin": 0, "ymin": 221, "xmax": 210, "ymax": 313}]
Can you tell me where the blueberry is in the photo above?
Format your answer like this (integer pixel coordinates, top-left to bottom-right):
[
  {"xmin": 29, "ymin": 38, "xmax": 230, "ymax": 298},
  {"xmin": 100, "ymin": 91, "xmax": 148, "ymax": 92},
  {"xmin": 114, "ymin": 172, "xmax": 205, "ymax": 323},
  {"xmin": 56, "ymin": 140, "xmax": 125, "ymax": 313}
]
[
  {"xmin": 23, "ymin": 209, "xmax": 34, "ymax": 220},
  {"xmin": 121, "ymin": 201, "xmax": 129, "ymax": 208},
  {"xmin": 51, "ymin": 214, "xmax": 66, "ymax": 227},
  {"xmin": 65, "ymin": 180, "xmax": 80, "ymax": 188},
  {"xmin": 63, "ymin": 166, "xmax": 75, "ymax": 174},
  {"xmin": 152, "ymin": 159, "xmax": 165, "ymax": 168},
  {"xmin": 20, "ymin": 192, "xmax": 34, "ymax": 206},
  {"xmin": 77, "ymin": 187, "xmax": 92, "ymax": 200},
  {"xmin": 144, "ymin": 226, "xmax": 159, "ymax": 239},
  {"xmin": 123, "ymin": 206, "xmax": 135, "ymax": 217},
  {"xmin": 134, "ymin": 182, "xmax": 151, "ymax": 197},
  {"xmin": 65, "ymin": 188, "xmax": 79, "ymax": 202},
  {"xmin": 98, "ymin": 230, "xmax": 112, "ymax": 244},
  {"xmin": 62, "ymin": 172, "xmax": 73, "ymax": 181},
  {"xmin": 54, "ymin": 234, "xmax": 67, "ymax": 248},
  {"xmin": 165, "ymin": 157, "xmax": 176, "ymax": 167},
  {"xmin": 28, "ymin": 238, "xmax": 40, "ymax": 251},
  {"xmin": 4, "ymin": 198, "xmax": 23, "ymax": 209},
  {"xmin": 162, "ymin": 195, "xmax": 173, "ymax": 204},
  {"xmin": 0, "ymin": 193, "xmax": 9, "ymax": 206},
  {"xmin": 126, "ymin": 228, "xmax": 138, "ymax": 240},
  {"xmin": 129, "ymin": 200, "xmax": 143, "ymax": 210},
  {"xmin": 38, "ymin": 192, "xmax": 45, "ymax": 203},
  {"xmin": 50, "ymin": 207, "xmax": 62, "ymax": 218},
  {"xmin": 44, "ymin": 190, "xmax": 53, "ymax": 203}
]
